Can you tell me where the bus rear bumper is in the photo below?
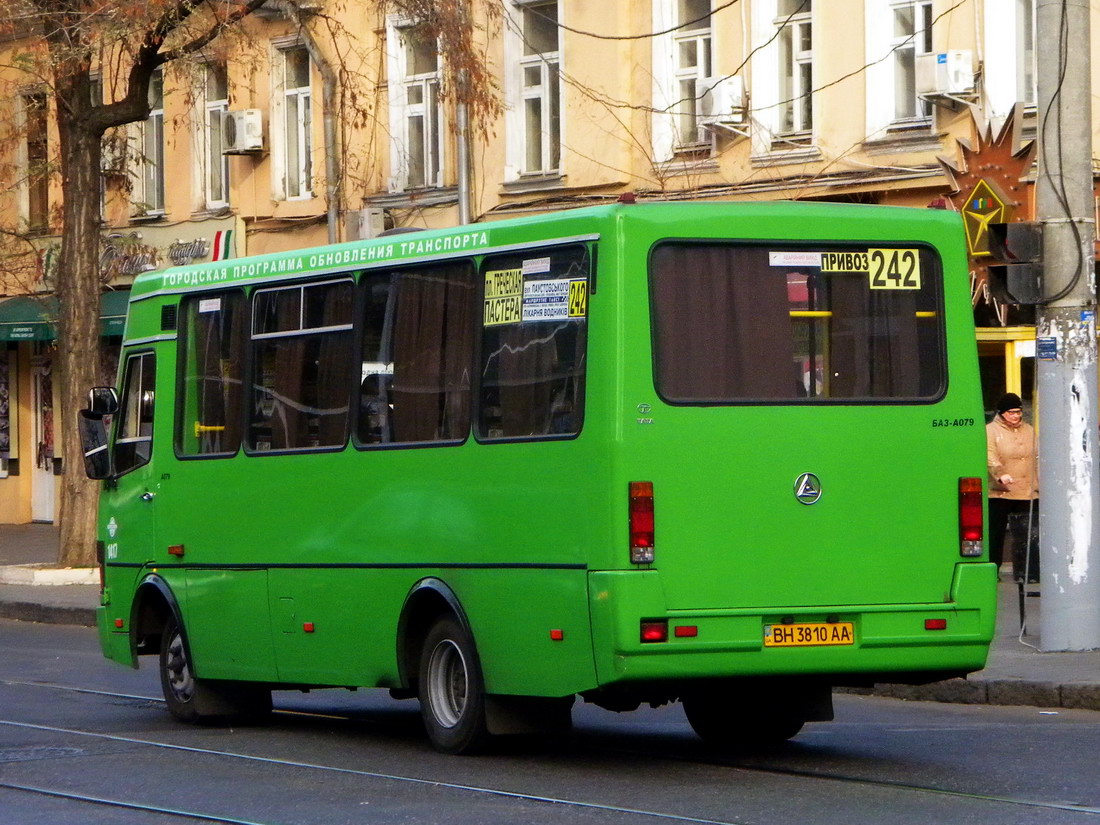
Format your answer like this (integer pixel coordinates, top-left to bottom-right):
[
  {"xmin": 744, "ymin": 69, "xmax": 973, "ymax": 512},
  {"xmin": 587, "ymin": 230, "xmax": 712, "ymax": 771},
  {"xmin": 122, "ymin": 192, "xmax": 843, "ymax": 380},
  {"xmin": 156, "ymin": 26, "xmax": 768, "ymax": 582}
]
[{"xmin": 588, "ymin": 563, "xmax": 998, "ymax": 687}]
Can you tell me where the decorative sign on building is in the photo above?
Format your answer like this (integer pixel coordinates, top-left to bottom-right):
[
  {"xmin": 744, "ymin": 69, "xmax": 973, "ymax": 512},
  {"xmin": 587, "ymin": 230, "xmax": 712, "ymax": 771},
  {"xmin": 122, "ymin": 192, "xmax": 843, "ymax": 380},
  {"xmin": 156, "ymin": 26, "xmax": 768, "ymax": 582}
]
[
  {"xmin": 939, "ymin": 106, "xmax": 1036, "ymax": 327},
  {"xmin": 168, "ymin": 238, "xmax": 211, "ymax": 267},
  {"xmin": 100, "ymin": 233, "xmax": 159, "ymax": 282}
]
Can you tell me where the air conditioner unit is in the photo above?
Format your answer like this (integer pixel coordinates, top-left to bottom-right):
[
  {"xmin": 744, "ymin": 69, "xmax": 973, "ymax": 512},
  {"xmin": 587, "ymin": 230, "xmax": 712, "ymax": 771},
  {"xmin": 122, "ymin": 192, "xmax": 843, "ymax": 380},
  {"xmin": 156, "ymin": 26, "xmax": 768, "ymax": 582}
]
[
  {"xmin": 916, "ymin": 50, "xmax": 975, "ymax": 98},
  {"xmin": 346, "ymin": 207, "xmax": 386, "ymax": 241},
  {"xmin": 222, "ymin": 109, "xmax": 264, "ymax": 154},
  {"xmin": 697, "ymin": 76, "xmax": 746, "ymax": 125}
]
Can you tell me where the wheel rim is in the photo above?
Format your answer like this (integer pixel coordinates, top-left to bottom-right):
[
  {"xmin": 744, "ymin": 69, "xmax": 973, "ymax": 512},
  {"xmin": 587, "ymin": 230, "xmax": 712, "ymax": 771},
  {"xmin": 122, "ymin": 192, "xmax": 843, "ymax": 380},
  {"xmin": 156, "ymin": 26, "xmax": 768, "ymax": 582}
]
[
  {"xmin": 426, "ymin": 639, "xmax": 467, "ymax": 728},
  {"xmin": 165, "ymin": 630, "xmax": 195, "ymax": 704}
]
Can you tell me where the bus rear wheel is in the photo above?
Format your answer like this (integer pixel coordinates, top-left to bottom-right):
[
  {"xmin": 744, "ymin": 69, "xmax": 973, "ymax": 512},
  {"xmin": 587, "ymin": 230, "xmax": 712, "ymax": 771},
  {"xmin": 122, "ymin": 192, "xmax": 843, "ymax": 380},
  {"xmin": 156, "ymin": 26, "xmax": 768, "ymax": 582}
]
[
  {"xmin": 681, "ymin": 683, "xmax": 808, "ymax": 748},
  {"xmin": 159, "ymin": 615, "xmax": 272, "ymax": 725},
  {"xmin": 418, "ymin": 616, "xmax": 490, "ymax": 754}
]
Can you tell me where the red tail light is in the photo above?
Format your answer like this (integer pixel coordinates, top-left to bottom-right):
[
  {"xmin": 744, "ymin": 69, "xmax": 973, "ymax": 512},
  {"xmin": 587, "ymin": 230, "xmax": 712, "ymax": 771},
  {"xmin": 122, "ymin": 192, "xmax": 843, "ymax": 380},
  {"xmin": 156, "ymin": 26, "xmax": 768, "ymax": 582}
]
[
  {"xmin": 959, "ymin": 477, "xmax": 983, "ymax": 557},
  {"xmin": 629, "ymin": 481, "xmax": 655, "ymax": 564}
]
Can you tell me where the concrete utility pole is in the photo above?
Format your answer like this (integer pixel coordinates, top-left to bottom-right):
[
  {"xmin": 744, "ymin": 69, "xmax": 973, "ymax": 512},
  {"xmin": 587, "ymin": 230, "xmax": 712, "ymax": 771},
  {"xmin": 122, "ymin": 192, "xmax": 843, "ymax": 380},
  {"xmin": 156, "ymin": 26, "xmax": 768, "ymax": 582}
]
[{"xmin": 1035, "ymin": 0, "xmax": 1100, "ymax": 651}]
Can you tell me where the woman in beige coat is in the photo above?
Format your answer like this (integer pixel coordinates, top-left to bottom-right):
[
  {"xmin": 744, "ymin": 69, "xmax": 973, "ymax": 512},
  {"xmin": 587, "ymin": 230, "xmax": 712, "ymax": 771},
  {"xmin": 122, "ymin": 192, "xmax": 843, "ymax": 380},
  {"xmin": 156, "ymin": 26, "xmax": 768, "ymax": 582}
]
[{"xmin": 986, "ymin": 392, "xmax": 1038, "ymax": 570}]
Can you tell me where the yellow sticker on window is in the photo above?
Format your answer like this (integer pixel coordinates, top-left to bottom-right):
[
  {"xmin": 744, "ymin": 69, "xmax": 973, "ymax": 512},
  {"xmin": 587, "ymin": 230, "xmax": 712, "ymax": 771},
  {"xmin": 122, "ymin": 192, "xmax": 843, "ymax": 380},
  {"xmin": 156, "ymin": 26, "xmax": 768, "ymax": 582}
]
[
  {"xmin": 484, "ymin": 268, "xmax": 523, "ymax": 326},
  {"xmin": 867, "ymin": 248, "xmax": 921, "ymax": 290}
]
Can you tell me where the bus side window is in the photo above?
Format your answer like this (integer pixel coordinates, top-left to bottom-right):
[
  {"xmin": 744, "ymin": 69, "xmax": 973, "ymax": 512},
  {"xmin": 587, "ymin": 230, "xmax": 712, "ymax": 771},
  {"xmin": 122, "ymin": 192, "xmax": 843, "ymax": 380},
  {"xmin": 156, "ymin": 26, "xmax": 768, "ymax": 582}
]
[
  {"xmin": 248, "ymin": 280, "xmax": 354, "ymax": 452},
  {"xmin": 357, "ymin": 262, "xmax": 476, "ymax": 446},
  {"xmin": 114, "ymin": 352, "xmax": 156, "ymax": 475},
  {"xmin": 177, "ymin": 292, "xmax": 245, "ymax": 456},
  {"xmin": 477, "ymin": 245, "xmax": 589, "ymax": 441}
]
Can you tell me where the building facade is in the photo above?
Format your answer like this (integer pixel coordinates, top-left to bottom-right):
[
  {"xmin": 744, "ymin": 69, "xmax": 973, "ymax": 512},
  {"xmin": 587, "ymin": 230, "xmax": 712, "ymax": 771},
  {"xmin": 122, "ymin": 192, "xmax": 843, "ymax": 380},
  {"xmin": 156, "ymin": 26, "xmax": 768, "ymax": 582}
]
[{"xmin": 0, "ymin": 0, "xmax": 1089, "ymax": 522}]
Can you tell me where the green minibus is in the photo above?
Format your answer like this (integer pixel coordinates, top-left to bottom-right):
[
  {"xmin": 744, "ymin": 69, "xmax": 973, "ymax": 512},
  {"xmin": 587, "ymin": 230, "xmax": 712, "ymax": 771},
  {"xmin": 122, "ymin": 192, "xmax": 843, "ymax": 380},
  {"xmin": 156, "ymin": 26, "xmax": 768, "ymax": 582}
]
[{"xmin": 80, "ymin": 201, "xmax": 995, "ymax": 753}]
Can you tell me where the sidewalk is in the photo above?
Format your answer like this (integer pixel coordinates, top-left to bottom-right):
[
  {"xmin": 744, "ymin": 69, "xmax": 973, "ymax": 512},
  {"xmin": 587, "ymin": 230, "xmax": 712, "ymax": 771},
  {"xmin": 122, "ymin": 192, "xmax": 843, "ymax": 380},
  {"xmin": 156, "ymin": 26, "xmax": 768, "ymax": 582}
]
[{"xmin": 1, "ymin": 523, "xmax": 1098, "ymax": 710}]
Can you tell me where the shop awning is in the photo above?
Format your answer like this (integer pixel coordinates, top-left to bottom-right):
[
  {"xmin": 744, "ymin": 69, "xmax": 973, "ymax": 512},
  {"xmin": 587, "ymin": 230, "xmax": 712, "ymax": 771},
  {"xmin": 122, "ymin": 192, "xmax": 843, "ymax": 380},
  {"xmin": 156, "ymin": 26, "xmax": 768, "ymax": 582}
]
[{"xmin": 0, "ymin": 291, "xmax": 130, "ymax": 342}]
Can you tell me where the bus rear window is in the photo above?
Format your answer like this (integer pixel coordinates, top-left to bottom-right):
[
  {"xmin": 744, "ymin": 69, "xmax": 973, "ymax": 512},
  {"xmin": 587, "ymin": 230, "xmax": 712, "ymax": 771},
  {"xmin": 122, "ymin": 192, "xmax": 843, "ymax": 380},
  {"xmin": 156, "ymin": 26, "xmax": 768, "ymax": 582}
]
[{"xmin": 650, "ymin": 243, "xmax": 946, "ymax": 403}]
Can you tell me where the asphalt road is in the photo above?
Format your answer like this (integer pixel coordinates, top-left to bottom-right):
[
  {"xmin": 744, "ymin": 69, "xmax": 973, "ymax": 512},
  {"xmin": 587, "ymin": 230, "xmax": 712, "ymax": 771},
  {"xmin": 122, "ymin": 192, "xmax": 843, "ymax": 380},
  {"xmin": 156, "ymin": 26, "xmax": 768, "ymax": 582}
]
[{"xmin": 1, "ymin": 619, "xmax": 1098, "ymax": 825}]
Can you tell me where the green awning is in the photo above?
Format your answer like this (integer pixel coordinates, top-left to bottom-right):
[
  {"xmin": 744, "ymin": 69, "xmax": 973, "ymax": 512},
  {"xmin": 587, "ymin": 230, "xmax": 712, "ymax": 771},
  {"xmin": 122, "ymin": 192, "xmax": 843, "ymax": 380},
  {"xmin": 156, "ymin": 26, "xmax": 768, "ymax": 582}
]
[{"xmin": 0, "ymin": 291, "xmax": 130, "ymax": 342}]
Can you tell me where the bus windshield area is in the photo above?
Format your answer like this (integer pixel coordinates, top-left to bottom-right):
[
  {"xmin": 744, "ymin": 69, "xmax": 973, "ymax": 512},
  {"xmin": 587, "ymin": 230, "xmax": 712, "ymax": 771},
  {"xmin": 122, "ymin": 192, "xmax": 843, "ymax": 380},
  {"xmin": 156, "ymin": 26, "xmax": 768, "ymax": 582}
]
[{"xmin": 650, "ymin": 242, "xmax": 946, "ymax": 404}]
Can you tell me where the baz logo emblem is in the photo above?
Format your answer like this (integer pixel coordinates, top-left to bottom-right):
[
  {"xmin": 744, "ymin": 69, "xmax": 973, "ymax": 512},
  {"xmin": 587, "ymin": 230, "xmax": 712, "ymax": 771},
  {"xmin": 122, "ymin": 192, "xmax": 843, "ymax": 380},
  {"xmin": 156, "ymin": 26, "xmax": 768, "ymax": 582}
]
[{"xmin": 794, "ymin": 473, "xmax": 822, "ymax": 505}]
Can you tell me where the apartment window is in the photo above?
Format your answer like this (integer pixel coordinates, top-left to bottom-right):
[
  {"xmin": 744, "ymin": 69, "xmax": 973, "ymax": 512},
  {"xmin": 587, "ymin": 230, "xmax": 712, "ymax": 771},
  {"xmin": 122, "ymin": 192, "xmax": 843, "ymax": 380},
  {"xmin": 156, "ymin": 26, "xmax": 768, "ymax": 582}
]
[
  {"xmin": 518, "ymin": 1, "xmax": 561, "ymax": 174},
  {"xmin": 891, "ymin": 0, "xmax": 933, "ymax": 122},
  {"xmin": 22, "ymin": 92, "xmax": 49, "ymax": 231},
  {"xmin": 389, "ymin": 24, "xmax": 443, "ymax": 190},
  {"xmin": 777, "ymin": 0, "xmax": 813, "ymax": 134},
  {"xmin": 204, "ymin": 64, "xmax": 230, "ymax": 208},
  {"xmin": 279, "ymin": 47, "xmax": 313, "ymax": 199},
  {"xmin": 135, "ymin": 71, "xmax": 166, "ymax": 214},
  {"xmin": 1017, "ymin": 0, "xmax": 1036, "ymax": 106},
  {"xmin": 672, "ymin": 0, "xmax": 712, "ymax": 145}
]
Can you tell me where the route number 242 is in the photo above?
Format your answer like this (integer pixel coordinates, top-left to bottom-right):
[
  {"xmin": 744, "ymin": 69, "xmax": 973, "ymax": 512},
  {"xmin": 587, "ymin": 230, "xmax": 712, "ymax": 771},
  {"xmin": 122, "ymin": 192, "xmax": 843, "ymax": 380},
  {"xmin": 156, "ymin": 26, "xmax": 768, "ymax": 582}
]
[{"xmin": 867, "ymin": 248, "xmax": 921, "ymax": 290}]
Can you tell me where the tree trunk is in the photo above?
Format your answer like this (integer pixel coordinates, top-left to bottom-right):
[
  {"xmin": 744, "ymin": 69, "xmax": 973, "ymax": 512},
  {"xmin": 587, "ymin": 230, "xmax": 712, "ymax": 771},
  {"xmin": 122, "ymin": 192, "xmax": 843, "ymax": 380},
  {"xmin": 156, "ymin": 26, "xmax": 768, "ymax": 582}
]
[{"xmin": 54, "ymin": 102, "xmax": 104, "ymax": 568}]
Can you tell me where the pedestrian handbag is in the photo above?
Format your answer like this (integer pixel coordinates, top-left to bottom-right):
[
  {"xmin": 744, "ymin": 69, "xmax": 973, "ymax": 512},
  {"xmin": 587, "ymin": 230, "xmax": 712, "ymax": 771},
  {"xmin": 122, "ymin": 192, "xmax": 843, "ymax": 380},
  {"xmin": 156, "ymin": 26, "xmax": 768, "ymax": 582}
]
[{"xmin": 1008, "ymin": 510, "xmax": 1040, "ymax": 583}]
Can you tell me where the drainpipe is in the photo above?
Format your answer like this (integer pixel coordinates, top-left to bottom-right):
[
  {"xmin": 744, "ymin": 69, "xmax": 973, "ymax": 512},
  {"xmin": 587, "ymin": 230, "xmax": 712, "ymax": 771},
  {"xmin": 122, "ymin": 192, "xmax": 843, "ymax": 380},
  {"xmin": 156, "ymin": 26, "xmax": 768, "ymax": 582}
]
[
  {"xmin": 278, "ymin": 2, "xmax": 341, "ymax": 244},
  {"xmin": 456, "ymin": 70, "xmax": 472, "ymax": 225}
]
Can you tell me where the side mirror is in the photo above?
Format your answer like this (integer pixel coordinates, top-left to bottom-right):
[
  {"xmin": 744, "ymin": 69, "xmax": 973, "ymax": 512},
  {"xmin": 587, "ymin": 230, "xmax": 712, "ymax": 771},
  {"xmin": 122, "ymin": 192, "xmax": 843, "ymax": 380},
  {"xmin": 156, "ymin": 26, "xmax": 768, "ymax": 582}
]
[
  {"xmin": 77, "ymin": 409, "xmax": 112, "ymax": 480},
  {"xmin": 87, "ymin": 386, "xmax": 119, "ymax": 417}
]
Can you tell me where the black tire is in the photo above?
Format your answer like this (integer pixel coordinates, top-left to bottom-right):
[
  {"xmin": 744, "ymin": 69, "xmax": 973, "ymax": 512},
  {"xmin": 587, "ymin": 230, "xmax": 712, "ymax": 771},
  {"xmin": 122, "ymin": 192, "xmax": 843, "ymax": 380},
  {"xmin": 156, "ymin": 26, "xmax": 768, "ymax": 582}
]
[
  {"xmin": 159, "ymin": 615, "xmax": 272, "ymax": 725},
  {"xmin": 682, "ymin": 685, "xmax": 806, "ymax": 749},
  {"xmin": 418, "ymin": 616, "xmax": 490, "ymax": 754}
]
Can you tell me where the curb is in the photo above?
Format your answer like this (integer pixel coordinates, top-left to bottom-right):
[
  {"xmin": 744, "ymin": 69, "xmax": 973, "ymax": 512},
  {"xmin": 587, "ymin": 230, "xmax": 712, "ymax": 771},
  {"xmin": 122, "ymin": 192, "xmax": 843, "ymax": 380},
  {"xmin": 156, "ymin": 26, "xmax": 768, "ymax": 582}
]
[
  {"xmin": 859, "ymin": 679, "xmax": 1100, "ymax": 712},
  {"xmin": 0, "ymin": 564, "xmax": 98, "ymax": 586},
  {"xmin": 0, "ymin": 601, "xmax": 96, "ymax": 627}
]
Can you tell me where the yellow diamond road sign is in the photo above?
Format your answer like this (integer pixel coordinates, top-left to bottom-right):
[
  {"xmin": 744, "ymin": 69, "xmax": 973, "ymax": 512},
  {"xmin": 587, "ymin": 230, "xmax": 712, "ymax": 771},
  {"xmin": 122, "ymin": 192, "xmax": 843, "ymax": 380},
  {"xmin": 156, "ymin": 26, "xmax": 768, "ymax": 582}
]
[{"xmin": 962, "ymin": 179, "xmax": 1008, "ymax": 258}]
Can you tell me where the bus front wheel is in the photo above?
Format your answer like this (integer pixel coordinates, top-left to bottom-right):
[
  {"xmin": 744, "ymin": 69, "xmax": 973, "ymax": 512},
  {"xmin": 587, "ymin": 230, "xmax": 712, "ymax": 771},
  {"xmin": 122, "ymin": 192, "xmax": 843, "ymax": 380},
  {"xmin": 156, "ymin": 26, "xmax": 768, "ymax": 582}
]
[
  {"xmin": 418, "ymin": 616, "xmax": 490, "ymax": 754},
  {"xmin": 159, "ymin": 615, "xmax": 272, "ymax": 725}
]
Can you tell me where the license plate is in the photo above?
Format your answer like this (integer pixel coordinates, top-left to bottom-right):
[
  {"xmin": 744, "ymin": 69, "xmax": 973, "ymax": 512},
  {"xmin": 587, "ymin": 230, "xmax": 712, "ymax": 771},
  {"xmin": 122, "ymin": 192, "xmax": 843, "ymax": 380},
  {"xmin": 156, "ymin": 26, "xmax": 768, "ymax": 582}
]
[{"xmin": 764, "ymin": 622, "xmax": 854, "ymax": 647}]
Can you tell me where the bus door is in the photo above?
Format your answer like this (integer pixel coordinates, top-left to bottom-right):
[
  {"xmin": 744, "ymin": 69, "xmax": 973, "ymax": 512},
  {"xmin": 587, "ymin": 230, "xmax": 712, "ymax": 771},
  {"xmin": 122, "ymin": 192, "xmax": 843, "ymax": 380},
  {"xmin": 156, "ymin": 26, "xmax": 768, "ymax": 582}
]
[
  {"xmin": 644, "ymin": 241, "xmax": 970, "ymax": 611},
  {"xmin": 103, "ymin": 351, "xmax": 158, "ymax": 570}
]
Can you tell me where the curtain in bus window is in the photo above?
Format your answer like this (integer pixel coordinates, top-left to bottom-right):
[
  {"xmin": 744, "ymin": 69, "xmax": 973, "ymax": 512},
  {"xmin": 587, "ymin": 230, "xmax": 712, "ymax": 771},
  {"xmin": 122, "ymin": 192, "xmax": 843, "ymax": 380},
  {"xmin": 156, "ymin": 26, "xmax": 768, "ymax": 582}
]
[
  {"xmin": 829, "ymin": 275, "xmax": 921, "ymax": 398},
  {"xmin": 365, "ymin": 264, "xmax": 474, "ymax": 445},
  {"xmin": 477, "ymin": 246, "xmax": 588, "ymax": 440},
  {"xmin": 651, "ymin": 245, "xmax": 794, "ymax": 401}
]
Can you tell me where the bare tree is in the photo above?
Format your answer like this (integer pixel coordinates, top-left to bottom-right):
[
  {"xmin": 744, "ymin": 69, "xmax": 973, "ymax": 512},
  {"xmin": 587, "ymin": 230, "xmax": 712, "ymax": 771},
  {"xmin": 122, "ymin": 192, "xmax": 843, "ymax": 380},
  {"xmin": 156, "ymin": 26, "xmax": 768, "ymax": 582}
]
[{"xmin": 0, "ymin": 0, "xmax": 498, "ymax": 566}]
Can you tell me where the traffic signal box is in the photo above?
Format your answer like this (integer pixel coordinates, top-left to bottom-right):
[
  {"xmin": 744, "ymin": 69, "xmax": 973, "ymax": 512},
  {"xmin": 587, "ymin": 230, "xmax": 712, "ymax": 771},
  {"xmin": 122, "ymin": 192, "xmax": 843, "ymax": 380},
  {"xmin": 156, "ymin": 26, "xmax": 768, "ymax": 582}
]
[{"xmin": 986, "ymin": 222, "xmax": 1043, "ymax": 305}]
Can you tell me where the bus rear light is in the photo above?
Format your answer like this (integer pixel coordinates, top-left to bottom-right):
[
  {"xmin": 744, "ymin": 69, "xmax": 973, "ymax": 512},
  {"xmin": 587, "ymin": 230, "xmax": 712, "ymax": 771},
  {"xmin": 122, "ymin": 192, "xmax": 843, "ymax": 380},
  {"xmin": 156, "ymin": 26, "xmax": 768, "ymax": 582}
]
[
  {"xmin": 925, "ymin": 618, "xmax": 948, "ymax": 631},
  {"xmin": 549, "ymin": 629, "xmax": 564, "ymax": 641},
  {"xmin": 674, "ymin": 625, "xmax": 698, "ymax": 638},
  {"xmin": 640, "ymin": 620, "xmax": 668, "ymax": 643},
  {"xmin": 629, "ymin": 481, "xmax": 655, "ymax": 564},
  {"xmin": 959, "ymin": 477, "xmax": 983, "ymax": 557}
]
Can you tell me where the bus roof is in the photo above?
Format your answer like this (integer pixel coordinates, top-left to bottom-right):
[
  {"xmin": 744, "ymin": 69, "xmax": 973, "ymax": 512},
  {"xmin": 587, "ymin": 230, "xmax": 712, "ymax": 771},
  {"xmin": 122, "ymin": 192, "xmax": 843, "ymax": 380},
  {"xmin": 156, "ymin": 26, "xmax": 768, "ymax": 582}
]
[{"xmin": 133, "ymin": 200, "xmax": 963, "ymax": 299}]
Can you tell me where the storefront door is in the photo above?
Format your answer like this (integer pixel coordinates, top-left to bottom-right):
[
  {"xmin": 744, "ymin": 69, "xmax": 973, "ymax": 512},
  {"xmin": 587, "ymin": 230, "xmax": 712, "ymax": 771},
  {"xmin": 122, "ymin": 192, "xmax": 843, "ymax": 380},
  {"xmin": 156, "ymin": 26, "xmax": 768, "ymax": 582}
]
[{"xmin": 30, "ymin": 346, "xmax": 55, "ymax": 522}]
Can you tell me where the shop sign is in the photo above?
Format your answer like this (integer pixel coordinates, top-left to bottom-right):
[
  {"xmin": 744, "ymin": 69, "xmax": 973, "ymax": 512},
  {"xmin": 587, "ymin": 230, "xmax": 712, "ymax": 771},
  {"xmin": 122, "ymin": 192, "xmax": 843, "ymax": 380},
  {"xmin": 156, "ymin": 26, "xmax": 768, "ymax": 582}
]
[
  {"xmin": 168, "ymin": 238, "xmax": 211, "ymax": 267},
  {"xmin": 101, "ymin": 233, "xmax": 158, "ymax": 280}
]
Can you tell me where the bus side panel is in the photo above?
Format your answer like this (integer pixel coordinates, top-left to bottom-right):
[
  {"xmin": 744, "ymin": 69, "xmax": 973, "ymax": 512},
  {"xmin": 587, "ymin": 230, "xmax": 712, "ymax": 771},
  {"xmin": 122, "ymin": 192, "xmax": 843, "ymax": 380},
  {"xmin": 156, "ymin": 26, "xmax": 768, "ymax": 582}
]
[
  {"xmin": 447, "ymin": 568, "xmax": 598, "ymax": 696},
  {"xmin": 183, "ymin": 568, "xmax": 279, "ymax": 682},
  {"xmin": 267, "ymin": 568, "xmax": 407, "ymax": 686}
]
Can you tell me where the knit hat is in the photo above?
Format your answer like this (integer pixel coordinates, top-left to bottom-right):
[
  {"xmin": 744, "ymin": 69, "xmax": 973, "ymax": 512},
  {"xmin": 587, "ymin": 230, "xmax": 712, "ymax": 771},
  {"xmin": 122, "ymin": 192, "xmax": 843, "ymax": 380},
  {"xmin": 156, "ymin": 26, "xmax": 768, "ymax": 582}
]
[{"xmin": 996, "ymin": 392, "xmax": 1023, "ymax": 415}]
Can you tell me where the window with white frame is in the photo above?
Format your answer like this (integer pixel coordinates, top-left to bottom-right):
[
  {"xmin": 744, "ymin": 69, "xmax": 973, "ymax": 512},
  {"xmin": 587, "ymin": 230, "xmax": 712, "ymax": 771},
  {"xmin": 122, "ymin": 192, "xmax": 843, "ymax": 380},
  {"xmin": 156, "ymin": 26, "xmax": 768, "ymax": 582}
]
[
  {"xmin": 777, "ymin": 0, "xmax": 812, "ymax": 134},
  {"xmin": 204, "ymin": 64, "xmax": 230, "ymax": 208},
  {"xmin": 21, "ymin": 91, "xmax": 49, "ymax": 231},
  {"xmin": 891, "ymin": 0, "xmax": 932, "ymax": 122},
  {"xmin": 1017, "ymin": 0, "xmax": 1035, "ymax": 106},
  {"xmin": 279, "ymin": 47, "xmax": 313, "ymax": 200},
  {"xmin": 387, "ymin": 22, "xmax": 444, "ymax": 190},
  {"xmin": 134, "ymin": 70, "xmax": 165, "ymax": 215},
  {"xmin": 519, "ymin": 1, "xmax": 561, "ymax": 175},
  {"xmin": 672, "ymin": 0, "xmax": 712, "ymax": 146}
]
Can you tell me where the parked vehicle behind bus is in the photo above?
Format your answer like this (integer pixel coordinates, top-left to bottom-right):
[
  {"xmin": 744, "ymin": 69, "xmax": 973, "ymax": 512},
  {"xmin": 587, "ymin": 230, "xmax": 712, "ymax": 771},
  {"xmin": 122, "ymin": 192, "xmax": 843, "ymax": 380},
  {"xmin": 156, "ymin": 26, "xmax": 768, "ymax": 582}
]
[{"xmin": 80, "ymin": 201, "xmax": 995, "ymax": 753}]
